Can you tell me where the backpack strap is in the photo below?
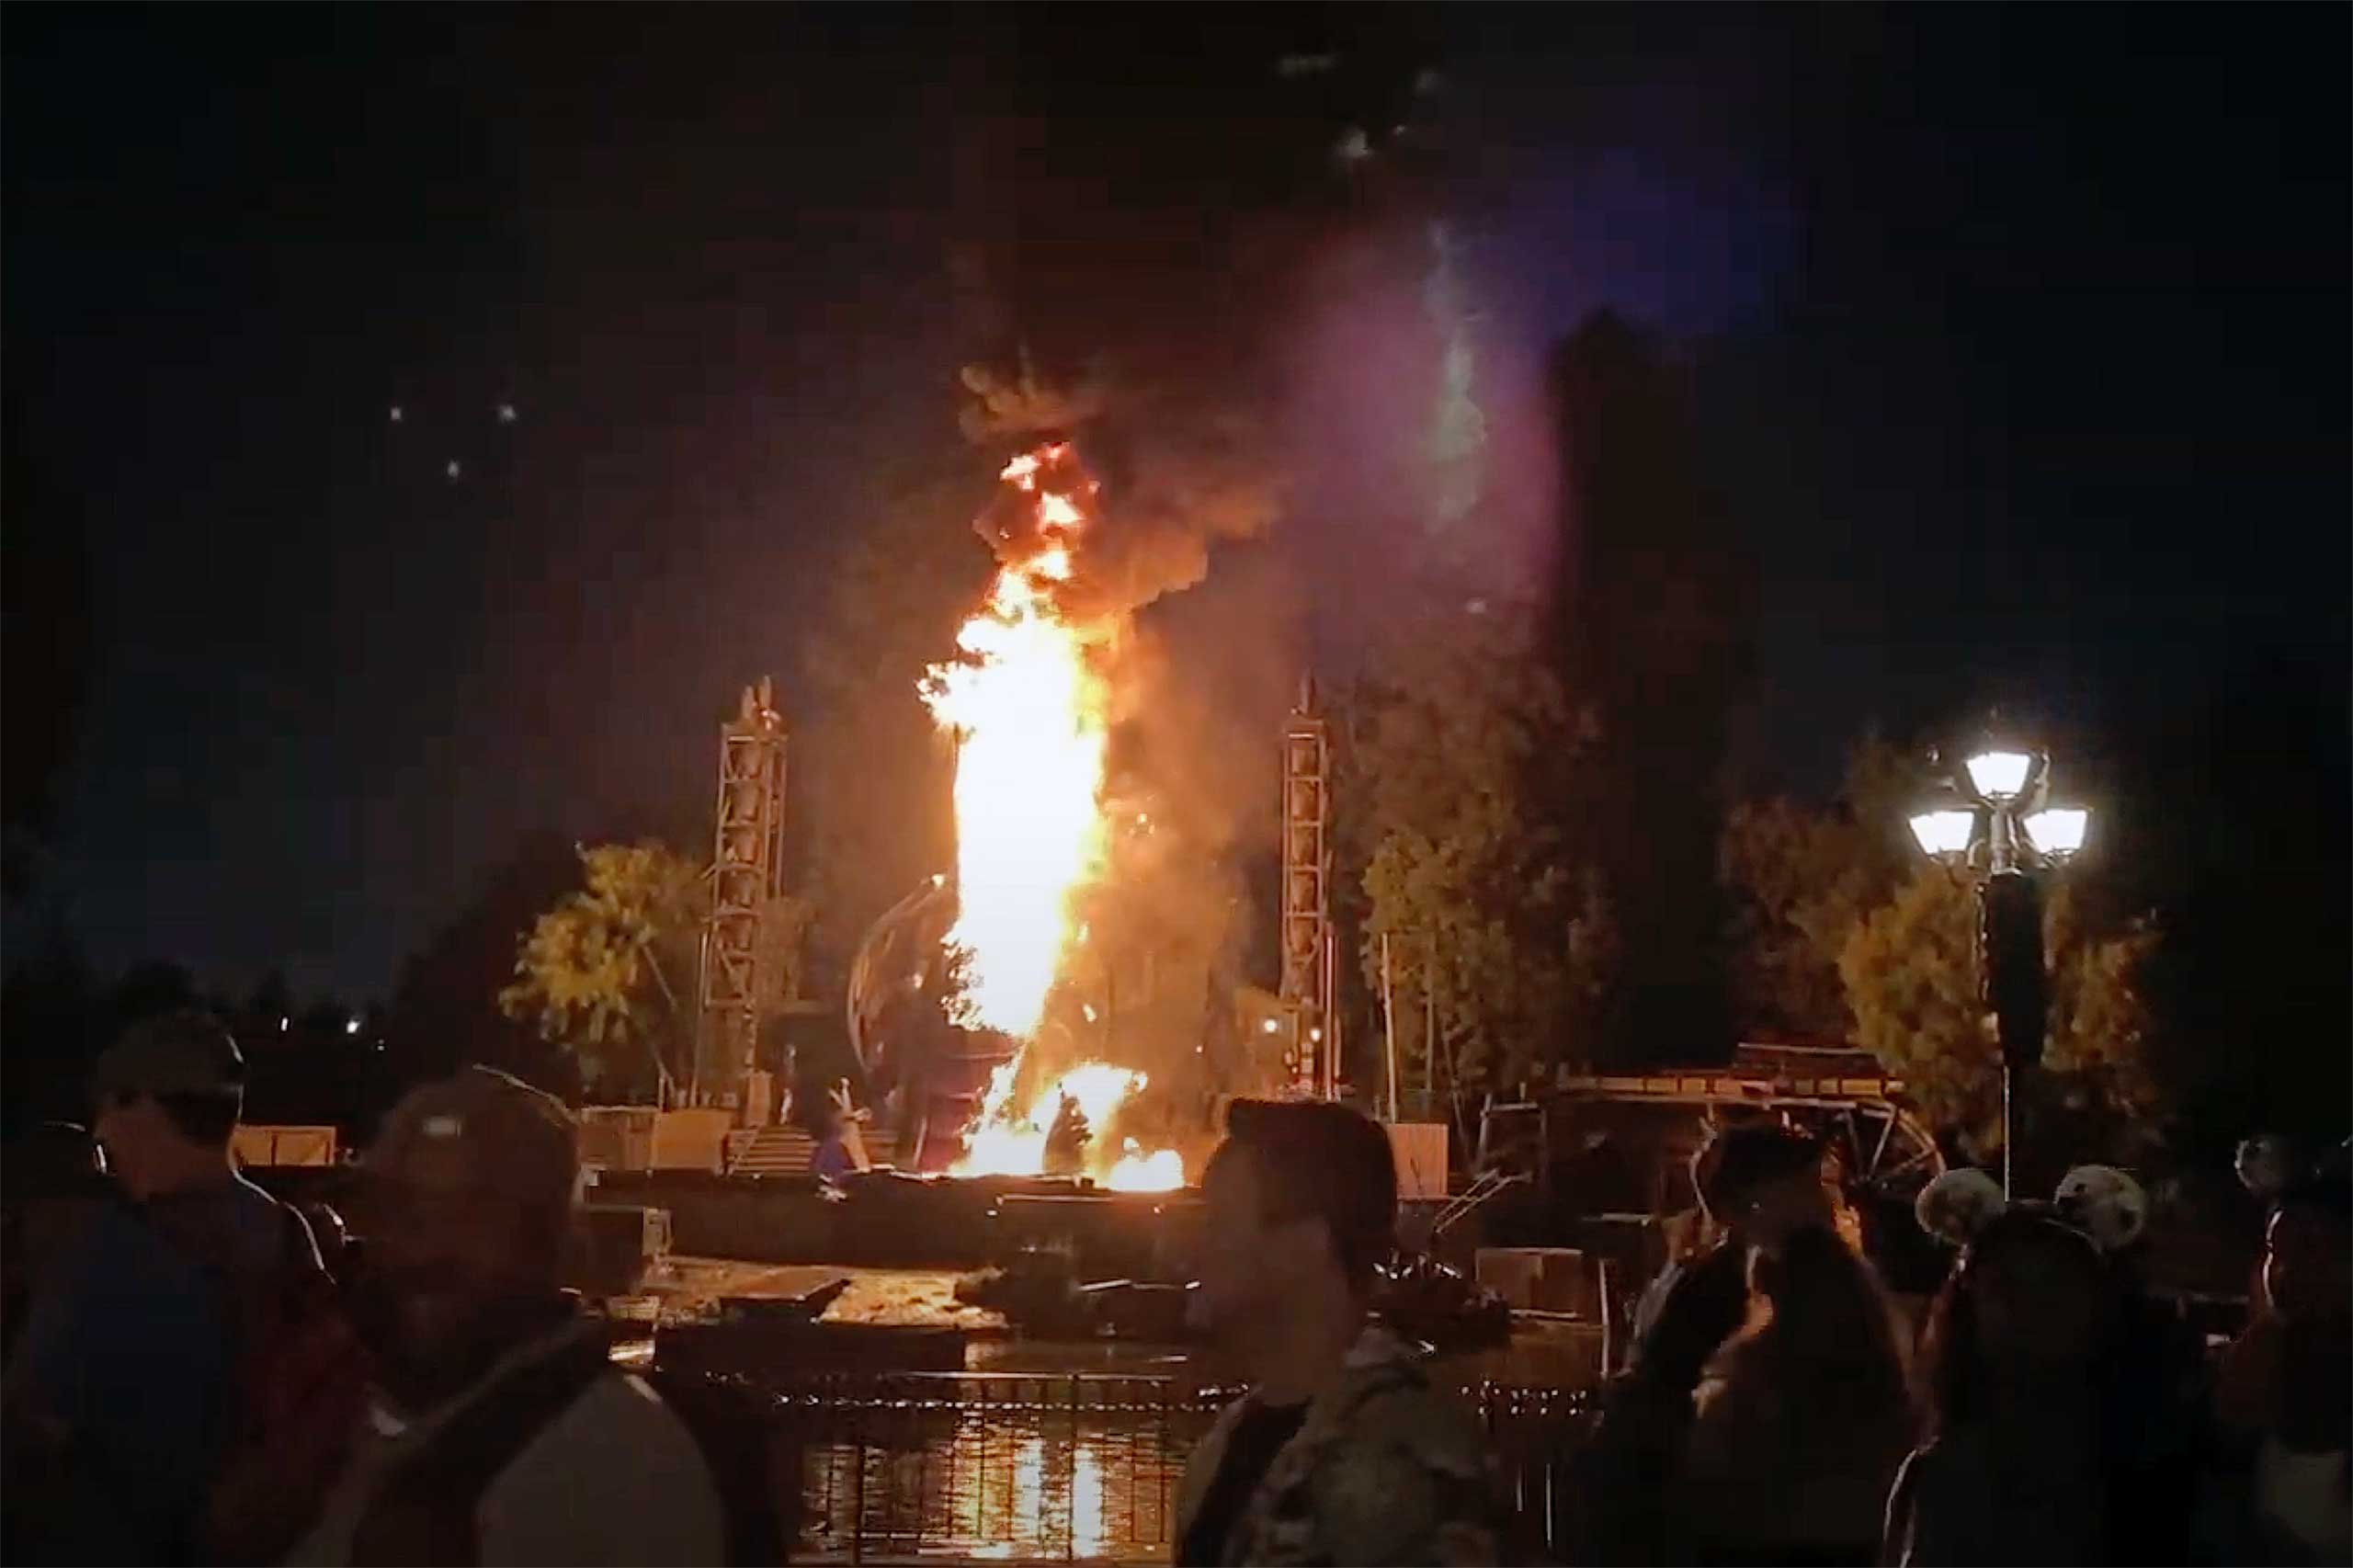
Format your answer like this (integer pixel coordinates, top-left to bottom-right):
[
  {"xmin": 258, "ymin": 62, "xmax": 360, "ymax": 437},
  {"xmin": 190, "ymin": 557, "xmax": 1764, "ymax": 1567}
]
[
  {"xmin": 642, "ymin": 1367, "xmax": 791, "ymax": 1567},
  {"xmin": 349, "ymin": 1327, "xmax": 612, "ymax": 1568}
]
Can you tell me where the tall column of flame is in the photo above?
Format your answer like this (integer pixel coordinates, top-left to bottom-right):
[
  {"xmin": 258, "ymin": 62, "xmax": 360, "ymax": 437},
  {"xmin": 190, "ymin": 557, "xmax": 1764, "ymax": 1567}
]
[
  {"xmin": 921, "ymin": 446, "xmax": 1106, "ymax": 1043},
  {"xmin": 919, "ymin": 447, "xmax": 1187, "ymax": 1188}
]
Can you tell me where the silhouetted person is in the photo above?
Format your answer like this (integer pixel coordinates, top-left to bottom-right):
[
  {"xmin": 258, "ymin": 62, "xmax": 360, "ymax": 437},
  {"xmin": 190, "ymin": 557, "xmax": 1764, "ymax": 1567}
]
[
  {"xmin": 808, "ymin": 1098, "xmax": 857, "ymax": 1184},
  {"xmin": 2204, "ymin": 1171, "xmax": 2351, "ymax": 1563},
  {"xmin": 2054, "ymin": 1164, "xmax": 2204, "ymax": 1565},
  {"xmin": 286, "ymin": 1067, "xmax": 724, "ymax": 1563},
  {"xmin": 1176, "ymin": 1098, "xmax": 1500, "ymax": 1564},
  {"xmin": 1581, "ymin": 1122, "xmax": 1832, "ymax": 1562},
  {"xmin": 4, "ymin": 1009, "xmax": 332, "ymax": 1562},
  {"xmin": 1883, "ymin": 1209, "xmax": 2120, "ymax": 1565},
  {"xmin": 1629, "ymin": 1123, "xmax": 1833, "ymax": 1391},
  {"xmin": 0, "ymin": 1121, "xmax": 108, "ymax": 1361},
  {"xmin": 1686, "ymin": 1226, "xmax": 1914, "ymax": 1564},
  {"xmin": 1043, "ymin": 1090, "xmax": 1090, "ymax": 1176}
]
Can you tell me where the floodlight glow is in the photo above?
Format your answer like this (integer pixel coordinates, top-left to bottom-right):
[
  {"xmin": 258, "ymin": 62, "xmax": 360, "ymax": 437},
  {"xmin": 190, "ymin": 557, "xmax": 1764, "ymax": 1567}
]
[
  {"xmin": 1965, "ymin": 750, "xmax": 2034, "ymax": 801},
  {"xmin": 2023, "ymin": 807, "xmax": 2088, "ymax": 858},
  {"xmin": 1908, "ymin": 809, "xmax": 1978, "ymax": 858}
]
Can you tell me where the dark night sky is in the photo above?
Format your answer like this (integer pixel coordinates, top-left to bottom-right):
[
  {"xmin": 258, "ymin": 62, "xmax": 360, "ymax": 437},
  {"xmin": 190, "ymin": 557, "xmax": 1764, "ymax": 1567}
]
[{"xmin": 6, "ymin": 6, "xmax": 2346, "ymax": 1007}]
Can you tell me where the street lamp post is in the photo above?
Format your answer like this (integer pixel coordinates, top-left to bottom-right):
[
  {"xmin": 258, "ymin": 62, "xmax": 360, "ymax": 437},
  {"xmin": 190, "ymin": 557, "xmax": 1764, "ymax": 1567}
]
[{"xmin": 1907, "ymin": 745, "xmax": 2090, "ymax": 1198}]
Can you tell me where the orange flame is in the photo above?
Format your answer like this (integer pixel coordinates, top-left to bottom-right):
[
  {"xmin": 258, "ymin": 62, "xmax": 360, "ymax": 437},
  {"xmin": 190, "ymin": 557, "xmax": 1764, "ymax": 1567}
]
[{"xmin": 922, "ymin": 444, "xmax": 1184, "ymax": 1189}]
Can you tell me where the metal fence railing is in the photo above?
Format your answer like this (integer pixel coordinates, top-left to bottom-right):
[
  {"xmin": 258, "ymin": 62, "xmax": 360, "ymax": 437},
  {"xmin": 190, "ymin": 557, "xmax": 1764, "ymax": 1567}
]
[{"xmin": 686, "ymin": 1369, "xmax": 1595, "ymax": 1563}]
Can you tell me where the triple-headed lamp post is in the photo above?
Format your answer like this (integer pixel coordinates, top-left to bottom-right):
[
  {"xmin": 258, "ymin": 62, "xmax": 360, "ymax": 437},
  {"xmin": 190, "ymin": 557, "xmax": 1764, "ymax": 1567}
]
[{"xmin": 1906, "ymin": 746, "xmax": 2090, "ymax": 1197}]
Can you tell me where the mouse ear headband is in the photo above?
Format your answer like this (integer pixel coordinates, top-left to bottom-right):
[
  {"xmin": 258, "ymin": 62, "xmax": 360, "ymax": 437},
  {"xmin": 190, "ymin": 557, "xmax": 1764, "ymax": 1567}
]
[
  {"xmin": 1915, "ymin": 1163, "xmax": 2148, "ymax": 1254},
  {"xmin": 2052, "ymin": 1164, "xmax": 2149, "ymax": 1253},
  {"xmin": 1915, "ymin": 1167, "xmax": 2006, "ymax": 1247}
]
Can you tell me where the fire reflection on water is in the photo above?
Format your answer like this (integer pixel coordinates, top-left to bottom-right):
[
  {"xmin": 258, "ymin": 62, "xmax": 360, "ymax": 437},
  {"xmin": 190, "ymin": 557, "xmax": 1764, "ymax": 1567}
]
[{"xmin": 797, "ymin": 1394, "xmax": 1195, "ymax": 1561}]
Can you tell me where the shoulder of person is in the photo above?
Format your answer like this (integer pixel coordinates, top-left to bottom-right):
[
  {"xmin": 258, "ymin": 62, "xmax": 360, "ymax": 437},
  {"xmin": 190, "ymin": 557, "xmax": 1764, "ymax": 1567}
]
[
  {"xmin": 519, "ymin": 1367, "xmax": 713, "ymax": 1471},
  {"xmin": 1175, "ymin": 1386, "xmax": 1258, "ymax": 1529},
  {"xmin": 480, "ymin": 1369, "xmax": 726, "ymax": 1563},
  {"xmin": 32, "ymin": 1196, "xmax": 216, "ymax": 1327},
  {"xmin": 1313, "ymin": 1355, "xmax": 1496, "ymax": 1528},
  {"xmin": 237, "ymin": 1175, "xmax": 323, "ymax": 1267},
  {"xmin": 1306, "ymin": 1392, "xmax": 1500, "ymax": 1566}
]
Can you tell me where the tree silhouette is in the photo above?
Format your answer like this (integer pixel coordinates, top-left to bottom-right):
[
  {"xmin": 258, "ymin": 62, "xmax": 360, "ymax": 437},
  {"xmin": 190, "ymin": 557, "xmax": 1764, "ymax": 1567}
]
[
  {"xmin": 1551, "ymin": 312, "xmax": 1750, "ymax": 1067},
  {"xmin": 1720, "ymin": 736, "xmax": 1924, "ymax": 1040},
  {"xmin": 0, "ymin": 923, "xmax": 100, "ymax": 1132},
  {"xmin": 792, "ymin": 451, "xmax": 988, "ymax": 996},
  {"xmin": 377, "ymin": 834, "xmax": 582, "ymax": 1119},
  {"xmin": 1, "ymin": 395, "xmax": 95, "ymax": 903}
]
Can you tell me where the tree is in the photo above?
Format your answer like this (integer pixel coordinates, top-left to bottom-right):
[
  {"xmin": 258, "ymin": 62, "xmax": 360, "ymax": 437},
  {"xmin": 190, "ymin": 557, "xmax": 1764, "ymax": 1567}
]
[
  {"xmin": 380, "ymin": 834, "xmax": 582, "ymax": 1114},
  {"xmin": 1552, "ymin": 312, "xmax": 1749, "ymax": 1066},
  {"xmin": 1720, "ymin": 735, "xmax": 1921, "ymax": 1040},
  {"xmin": 1836, "ymin": 864, "xmax": 2164, "ymax": 1174},
  {"xmin": 1348, "ymin": 605, "xmax": 1618, "ymax": 1106},
  {"xmin": 1, "ymin": 922, "xmax": 98, "ymax": 1132},
  {"xmin": 500, "ymin": 841, "xmax": 710, "ymax": 1104},
  {"xmin": 1729, "ymin": 736, "xmax": 2167, "ymax": 1170}
]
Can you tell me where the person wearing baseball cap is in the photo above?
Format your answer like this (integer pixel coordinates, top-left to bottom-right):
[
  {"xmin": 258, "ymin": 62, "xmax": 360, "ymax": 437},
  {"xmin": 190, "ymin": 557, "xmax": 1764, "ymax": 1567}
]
[
  {"xmin": 1175, "ymin": 1097, "xmax": 1501, "ymax": 1565},
  {"xmin": 1578, "ymin": 1119, "xmax": 1833, "ymax": 1562},
  {"xmin": 5, "ymin": 1009, "xmax": 322, "ymax": 1562},
  {"xmin": 1631, "ymin": 1120, "xmax": 1832, "ymax": 1383},
  {"xmin": 284, "ymin": 1066, "xmax": 724, "ymax": 1565}
]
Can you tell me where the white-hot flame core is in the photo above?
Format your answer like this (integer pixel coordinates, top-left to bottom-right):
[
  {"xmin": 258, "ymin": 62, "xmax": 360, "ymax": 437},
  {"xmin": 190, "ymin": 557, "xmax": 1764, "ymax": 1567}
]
[
  {"xmin": 921, "ymin": 452, "xmax": 1105, "ymax": 1040},
  {"xmin": 954, "ymin": 1062, "xmax": 1151, "ymax": 1179},
  {"xmin": 925, "ymin": 444, "xmax": 1186, "ymax": 1192},
  {"xmin": 1105, "ymin": 1142, "xmax": 1186, "ymax": 1191}
]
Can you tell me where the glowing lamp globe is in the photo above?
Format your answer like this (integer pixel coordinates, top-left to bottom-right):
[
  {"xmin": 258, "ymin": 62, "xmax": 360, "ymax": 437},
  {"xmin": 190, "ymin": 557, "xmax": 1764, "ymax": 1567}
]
[
  {"xmin": 2022, "ymin": 807, "xmax": 2088, "ymax": 858},
  {"xmin": 1907, "ymin": 809, "xmax": 1978, "ymax": 859},
  {"xmin": 1964, "ymin": 750, "xmax": 2034, "ymax": 801}
]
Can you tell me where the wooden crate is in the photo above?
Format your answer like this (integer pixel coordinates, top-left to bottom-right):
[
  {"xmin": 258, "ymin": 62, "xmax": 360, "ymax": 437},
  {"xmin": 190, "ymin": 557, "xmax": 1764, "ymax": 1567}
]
[
  {"xmin": 1386, "ymin": 1122, "xmax": 1449, "ymax": 1200},
  {"xmin": 651, "ymin": 1108, "xmax": 732, "ymax": 1172}
]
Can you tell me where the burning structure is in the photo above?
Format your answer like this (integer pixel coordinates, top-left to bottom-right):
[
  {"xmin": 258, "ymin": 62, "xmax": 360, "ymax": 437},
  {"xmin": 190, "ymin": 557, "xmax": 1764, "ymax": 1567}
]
[
  {"xmin": 915, "ymin": 440, "xmax": 1189, "ymax": 1191},
  {"xmin": 824, "ymin": 347, "xmax": 1291, "ymax": 1191}
]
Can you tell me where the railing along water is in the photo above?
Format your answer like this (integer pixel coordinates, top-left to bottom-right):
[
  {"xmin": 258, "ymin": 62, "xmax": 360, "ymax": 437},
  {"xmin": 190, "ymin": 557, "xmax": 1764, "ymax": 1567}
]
[{"xmin": 680, "ymin": 1369, "xmax": 1594, "ymax": 1563}]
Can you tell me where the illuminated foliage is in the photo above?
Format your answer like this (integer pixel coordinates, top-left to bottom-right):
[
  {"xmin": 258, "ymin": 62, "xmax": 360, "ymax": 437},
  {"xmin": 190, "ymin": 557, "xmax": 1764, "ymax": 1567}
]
[
  {"xmin": 1349, "ymin": 606, "xmax": 1618, "ymax": 1100},
  {"xmin": 1719, "ymin": 737, "xmax": 1921, "ymax": 1040},
  {"xmin": 500, "ymin": 840, "xmax": 710, "ymax": 1101},
  {"xmin": 1727, "ymin": 740, "xmax": 2165, "ymax": 1165}
]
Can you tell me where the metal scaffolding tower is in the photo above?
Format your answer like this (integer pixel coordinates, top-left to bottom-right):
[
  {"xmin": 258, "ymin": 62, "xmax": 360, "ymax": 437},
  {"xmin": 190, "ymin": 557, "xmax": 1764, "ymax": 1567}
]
[
  {"xmin": 698, "ymin": 676, "xmax": 788, "ymax": 1119},
  {"xmin": 1279, "ymin": 675, "xmax": 1336, "ymax": 1097}
]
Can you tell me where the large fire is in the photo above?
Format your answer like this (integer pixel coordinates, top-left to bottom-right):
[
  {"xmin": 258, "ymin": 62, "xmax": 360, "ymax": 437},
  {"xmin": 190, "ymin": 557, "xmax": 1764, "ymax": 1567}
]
[{"xmin": 921, "ymin": 444, "xmax": 1186, "ymax": 1190}]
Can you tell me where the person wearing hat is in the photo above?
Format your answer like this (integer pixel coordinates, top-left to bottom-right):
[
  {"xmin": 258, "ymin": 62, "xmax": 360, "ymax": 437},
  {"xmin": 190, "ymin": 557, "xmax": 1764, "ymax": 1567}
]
[
  {"xmin": 1628, "ymin": 1120, "xmax": 1833, "ymax": 1392},
  {"xmin": 283, "ymin": 1065, "xmax": 723, "ymax": 1565},
  {"xmin": 1573, "ymin": 1119, "xmax": 1833, "ymax": 1562},
  {"xmin": 4, "ymin": 1008, "xmax": 325, "ymax": 1562},
  {"xmin": 1174, "ymin": 1097, "xmax": 1501, "ymax": 1565}
]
